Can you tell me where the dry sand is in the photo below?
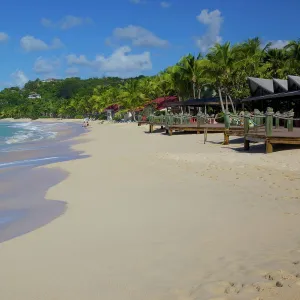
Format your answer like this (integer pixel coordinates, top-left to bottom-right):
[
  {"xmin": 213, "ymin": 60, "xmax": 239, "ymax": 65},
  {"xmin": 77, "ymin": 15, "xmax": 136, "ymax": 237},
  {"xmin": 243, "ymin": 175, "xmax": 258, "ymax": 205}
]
[{"xmin": 1, "ymin": 123, "xmax": 300, "ymax": 299}]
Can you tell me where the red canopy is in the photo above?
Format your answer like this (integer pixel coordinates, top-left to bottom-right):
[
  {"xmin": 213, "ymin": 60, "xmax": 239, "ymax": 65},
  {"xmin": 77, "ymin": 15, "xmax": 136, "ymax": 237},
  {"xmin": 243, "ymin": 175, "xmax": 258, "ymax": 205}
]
[
  {"xmin": 105, "ymin": 104, "xmax": 119, "ymax": 111},
  {"xmin": 150, "ymin": 96, "xmax": 178, "ymax": 110}
]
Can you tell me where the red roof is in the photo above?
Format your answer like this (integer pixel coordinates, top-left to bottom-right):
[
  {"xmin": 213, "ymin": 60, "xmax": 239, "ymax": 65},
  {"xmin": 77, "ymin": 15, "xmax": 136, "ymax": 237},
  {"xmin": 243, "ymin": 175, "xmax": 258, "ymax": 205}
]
[
  {"xmin": 150, "ymin": 96, "xmax": 178, "ymax": 110},
  {"xmin": 105, "ymin": 104, "xmax": 119, "ymax": 111}
]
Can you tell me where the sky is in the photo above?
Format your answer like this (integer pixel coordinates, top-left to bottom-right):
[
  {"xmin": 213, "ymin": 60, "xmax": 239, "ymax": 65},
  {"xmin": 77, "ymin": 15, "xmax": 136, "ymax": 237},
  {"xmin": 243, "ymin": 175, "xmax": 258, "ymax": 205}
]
[{"xmin": 0, "ymin": 0, "xmax": 299, "ymax": 88}]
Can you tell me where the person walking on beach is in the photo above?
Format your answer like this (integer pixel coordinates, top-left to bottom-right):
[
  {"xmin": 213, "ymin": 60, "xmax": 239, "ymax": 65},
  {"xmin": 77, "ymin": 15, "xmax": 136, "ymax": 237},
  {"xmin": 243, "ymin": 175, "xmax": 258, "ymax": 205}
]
[{"xmin": 83, "ymin": 117, "xmax": 89, "ymax": 127}]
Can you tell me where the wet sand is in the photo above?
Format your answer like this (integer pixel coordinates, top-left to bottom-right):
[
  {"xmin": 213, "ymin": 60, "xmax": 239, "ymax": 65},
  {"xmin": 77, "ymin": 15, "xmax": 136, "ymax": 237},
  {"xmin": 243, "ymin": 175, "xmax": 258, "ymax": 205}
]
[
  {"xmin": 0, "ymin": 122, "xmax": 88, "ymax": 242},
  {"xmin": 1, "ymin": 123, "xmax": 300, "ymax": 299}
]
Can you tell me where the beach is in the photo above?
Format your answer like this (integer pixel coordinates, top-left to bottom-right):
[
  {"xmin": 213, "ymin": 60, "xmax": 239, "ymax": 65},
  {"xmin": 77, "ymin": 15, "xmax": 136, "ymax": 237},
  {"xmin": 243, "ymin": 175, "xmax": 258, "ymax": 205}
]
[{"xmin": 1, "ymin": 122, "xmax": 300, "ymax": 299}]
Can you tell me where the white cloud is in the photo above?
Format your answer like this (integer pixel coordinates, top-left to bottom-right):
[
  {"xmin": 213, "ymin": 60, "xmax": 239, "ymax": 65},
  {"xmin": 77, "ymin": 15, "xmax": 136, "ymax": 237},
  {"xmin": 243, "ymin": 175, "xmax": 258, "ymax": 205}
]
[
  {"xmin": 96, "ymin": 46, "xmax": 152, "ymax": 75},
  {"xmin": 52, "ymin": 38, "xmax": 64, "ymax": 49},
  {"xmin": 20, "ymin": 36, "xmax": 64, "ymax": 52},
  {"xmin": 195, "ymin": 9, "xmax": 223, "ymax": 52},
  {"xmin": 66, "ymin": 67, "xmax": 80, "ymax": 76},
  {"xmin": 21, "ymin": 36, "xmax": 48, "ymax": 51},
  {"xmin": 66, "ymin": 46, "xmax": 152, "ymax": 77},
  {"xmin": 0, "ymin": 32, "xmax": 9, "ymax": 42},
  {"xmin": 66, "ymin": 54, "xmax": 91, "ymax": 66},
  {"xmin": 33, "ymin": 57, "xmax": 60, "ymax": 75},
  {"xmin": 130, "ymin": 0, "xmax": 145, "ymax": 4},
  {"xmin": 268, "ymin": 40, "xmax": 289, "ymax": 49},
  {"xmin": 41, "ymin": 18, "xmax": 53, "ymax": 27},
  {"xmin": 11, "ymin": 70, "xmax": 28, "ymax": 87},
  {"xmin": 41, "ymin": 15, "xmax": 93, "ymax": 30},
  {"xmin": 111, "ymin": 25, "xmax": 169, "ymax": 48},
  {"xmin": 160, "ymin": 1, "xmax": 171, "ymax": 8}
]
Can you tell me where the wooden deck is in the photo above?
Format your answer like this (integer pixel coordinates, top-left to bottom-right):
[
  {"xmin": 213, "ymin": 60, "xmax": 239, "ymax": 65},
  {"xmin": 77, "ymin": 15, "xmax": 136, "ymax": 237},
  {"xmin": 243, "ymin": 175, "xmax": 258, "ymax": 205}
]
[
  {"xmin": 165, "ymin": 123, "xmax": 244, "ymax": 144},
  {"xmin": 245, "ymin": 127, "xmax": 300, "ymax": 153},
  {"xmin": 138, "ymin": 121, "xmax": 149, "ymax": 126},
  {"xmin": 138, "ymin": 122, "xmax": 165, "ymax": 132}
]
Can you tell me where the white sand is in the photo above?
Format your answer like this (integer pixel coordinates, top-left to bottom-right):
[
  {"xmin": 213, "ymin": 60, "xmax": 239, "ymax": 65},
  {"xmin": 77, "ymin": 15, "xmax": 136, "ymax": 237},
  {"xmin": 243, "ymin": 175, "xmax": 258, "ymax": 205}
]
[{"xmin": 1, "ymin": 123, "xmax": 300, "ymax": 299}]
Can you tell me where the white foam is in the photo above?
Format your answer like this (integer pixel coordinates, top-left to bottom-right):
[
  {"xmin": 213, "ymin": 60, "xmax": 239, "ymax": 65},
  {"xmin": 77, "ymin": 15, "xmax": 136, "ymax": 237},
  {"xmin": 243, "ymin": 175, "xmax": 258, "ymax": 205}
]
[
  {"xmin": 0, "ymin": 157, "xmax": 59, "ymax": 168},
  {"xmin": 5, "ymin": 122, "xmax": 57, "ymax": 145}
]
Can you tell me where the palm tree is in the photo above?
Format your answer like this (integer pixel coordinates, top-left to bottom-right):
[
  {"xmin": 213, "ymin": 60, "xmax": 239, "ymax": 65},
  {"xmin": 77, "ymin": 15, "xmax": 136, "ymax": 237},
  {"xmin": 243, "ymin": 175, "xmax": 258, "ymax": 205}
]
[
  {"xmin": 284, "ymin": 39, "xmax": 300, "ymax": 75},
  {"xmin": 285, "ymin": 39, "xmax": 300, "ymax": 60},
  {"xmin": 117, "ymin": 79, "xmax": 148, "ymax": 121},
  {"xmin": 264, "ymin": 48, "xmax": 289, "ymax": 78},
  {"xmin": 92, "ymin": 85, "xmax": 119, "ymax": 113},
  {"xmin": 201, "ymin": 42, "xmax": 239, "ymax": 112},
  {"xmin": 178, "ymin": 53, "xmax": 208, "ymax": 99},
  {"xmin": 228, "ymin": 37, "xmax": 268, "ymax": 100}
]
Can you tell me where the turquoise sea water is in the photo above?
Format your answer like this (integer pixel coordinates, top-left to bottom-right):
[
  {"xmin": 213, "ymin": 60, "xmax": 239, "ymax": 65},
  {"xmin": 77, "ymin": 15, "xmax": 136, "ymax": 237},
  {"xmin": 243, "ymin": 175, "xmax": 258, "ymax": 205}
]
[
  {"xmin": 0, "ymin": 121, "xmax": 87, "ymax": 242},
  {"xmin": 0, "ymin": 121, "xmax": 70, "ymax": 168},
  {"xmin": 0, "ymin": 122, "xmax": 57, "ymax": 148}
]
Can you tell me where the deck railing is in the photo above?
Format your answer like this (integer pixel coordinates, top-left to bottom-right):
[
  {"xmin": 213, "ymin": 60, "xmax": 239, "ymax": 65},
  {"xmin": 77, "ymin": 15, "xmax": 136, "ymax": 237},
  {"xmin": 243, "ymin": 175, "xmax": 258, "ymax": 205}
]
[{"xmin": 243, "ymin": 107, "xmax": 295, "ymax": 137}]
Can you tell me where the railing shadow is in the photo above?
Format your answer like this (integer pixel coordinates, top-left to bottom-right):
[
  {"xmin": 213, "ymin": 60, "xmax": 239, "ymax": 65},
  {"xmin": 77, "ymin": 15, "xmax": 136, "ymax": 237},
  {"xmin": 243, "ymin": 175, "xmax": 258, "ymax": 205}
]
[
  {"xmin": 144, "ymin": 128, "xmax": 165, "ymax": 134},
  {"xmin": 206, "ymin": 137, "xmax": 244, "ymax": 145}
]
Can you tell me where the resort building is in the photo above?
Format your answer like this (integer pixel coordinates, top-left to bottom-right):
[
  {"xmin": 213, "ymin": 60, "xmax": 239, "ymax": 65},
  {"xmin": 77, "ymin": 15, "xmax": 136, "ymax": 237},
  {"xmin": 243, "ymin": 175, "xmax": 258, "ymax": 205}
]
[
  {"xmin": 28, "ymin": 93, "xmax": 41, "ymax": 99},
  {"xmin": 41, "ymin": 78, "xmax": 59, "ymax": 83},
  {"xmin": 243, "ymin": 75, "xmax": 300, "ymax": 115}
]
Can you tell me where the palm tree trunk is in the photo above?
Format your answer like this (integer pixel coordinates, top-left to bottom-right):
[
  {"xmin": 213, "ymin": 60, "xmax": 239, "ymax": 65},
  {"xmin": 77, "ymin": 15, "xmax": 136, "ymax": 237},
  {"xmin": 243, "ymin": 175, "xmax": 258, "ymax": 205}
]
[
  {"xmin": 193, "ymin": 82, "xmax": 196, "ymax": 99},
  {"xmin": 131, "ymin": 110, "xmax": 136, "ymax": 121},
  {"xmin": 225, "ymin": 95, "xmax": 229, "ymax": 112},
  {"xmin": 218, "ymin": 88, "xmax": 225, "ymax": 113},
  {"xmin": 228, "ymin": 95, "xmax": 236, "ymax": 114},
  {"xmin": 198, "ymin": 88, "xmax": 201, "ymax": 99}
]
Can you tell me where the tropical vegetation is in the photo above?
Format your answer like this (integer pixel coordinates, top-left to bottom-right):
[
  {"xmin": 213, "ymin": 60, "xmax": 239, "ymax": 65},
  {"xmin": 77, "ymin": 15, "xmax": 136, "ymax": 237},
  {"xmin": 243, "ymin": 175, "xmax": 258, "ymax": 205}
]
[{"xmin": 1, "ymin": 38, "xmax": 300, "ymax": 119}]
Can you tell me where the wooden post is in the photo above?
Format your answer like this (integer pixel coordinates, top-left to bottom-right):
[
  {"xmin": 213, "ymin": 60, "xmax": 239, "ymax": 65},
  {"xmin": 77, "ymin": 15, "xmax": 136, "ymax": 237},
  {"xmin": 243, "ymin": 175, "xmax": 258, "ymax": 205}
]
[
  {"xmin": 204, "ymin": 128, "xmax": 208, "ymax": 144},
  {"xmin": 223, "ymin": 131, "xmax": 229, "ymax": 145},
  {"xmin": 266, "ymin": 140, "xmax": 273, "ymax": 153},
  {"xmin": 275, "ymin": 113, "xmax": 279, "ymax": 129},
  {"xmin": 287, "ymin": 110, "xmax": 294, "ymax": 132},
  {"xmin": 149, "ymin": 124, "xmax": 153, "ymax": 133},
  {"xmin": 253, "ymin": 109, "xmax": 259, "ymax": 129},
  {"xmin": 244, "ymin": 112, "xmax": 250, "ymax": 135},
  {"xmin": 224, "ymin": 111, "xmax": 230, "ymax": 129},
  {"xmin": 244, "ymin": 139, "xmax": 250, "ymax": 151},
  {"xmin": 265, "ymin": 107, "xmax": 274, "ymax": 137},
  {"xmin": 169, "ymin": 129, "xmax": 173, "ymax": 136},
  {"xmin": 287, "ymin": 119, "xmax": 293, "ymax": 132},
  {"xmin": 244, "ymin": 111, "xmax": 250, "ymax": 151}
]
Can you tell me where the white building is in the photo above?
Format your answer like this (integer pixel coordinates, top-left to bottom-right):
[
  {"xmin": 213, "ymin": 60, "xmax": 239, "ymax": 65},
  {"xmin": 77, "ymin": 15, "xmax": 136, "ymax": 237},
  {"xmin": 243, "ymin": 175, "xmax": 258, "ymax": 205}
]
[
  {"xmin": 28, "ymin": 93, "xmax": 41, "ymax": 99},
  {"xmin": 41, "ymin": 78, "xmax": 58, "ymax": 83}
]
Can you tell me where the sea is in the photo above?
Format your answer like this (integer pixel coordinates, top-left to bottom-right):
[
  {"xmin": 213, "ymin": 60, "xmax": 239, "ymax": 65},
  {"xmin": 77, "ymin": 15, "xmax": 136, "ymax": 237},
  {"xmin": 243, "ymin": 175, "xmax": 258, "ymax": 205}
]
[{"xmin": 0, "ymin": 121, "xmax": 87, "ymax": 243}]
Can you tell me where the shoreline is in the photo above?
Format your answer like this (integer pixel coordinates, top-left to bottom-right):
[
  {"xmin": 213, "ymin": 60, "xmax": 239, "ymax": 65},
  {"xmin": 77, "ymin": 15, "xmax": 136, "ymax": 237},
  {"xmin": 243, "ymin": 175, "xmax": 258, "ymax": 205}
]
[
  {"xmin": 0, "ymin": 121, "xmax": 89, "ymax": 243},
  {"xmin": 1, "ymin": 123, "xmax": 300, "ymax": 299},
  {"xmin": 0, "ymin": 118, "xmax": 83, "ymax": 123}
]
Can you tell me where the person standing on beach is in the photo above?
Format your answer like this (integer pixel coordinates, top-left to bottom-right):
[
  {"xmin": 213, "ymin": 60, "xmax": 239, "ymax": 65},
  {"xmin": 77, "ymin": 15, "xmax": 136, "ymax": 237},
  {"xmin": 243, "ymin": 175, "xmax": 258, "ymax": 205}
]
[{"xmin": 83, "ymin": 117, "xmax": 89, "ymax": 127}]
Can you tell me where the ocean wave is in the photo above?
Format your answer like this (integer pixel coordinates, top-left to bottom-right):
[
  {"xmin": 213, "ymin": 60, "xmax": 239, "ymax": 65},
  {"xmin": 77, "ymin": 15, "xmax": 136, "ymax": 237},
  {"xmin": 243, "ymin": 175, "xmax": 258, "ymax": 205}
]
[
  {"xmin": 0, "ymin": 157, "xmax": 59, "ymax": 169},
  {"xmin": 5, "ymin": 122, "xmax": 57, "ymax": 145}
]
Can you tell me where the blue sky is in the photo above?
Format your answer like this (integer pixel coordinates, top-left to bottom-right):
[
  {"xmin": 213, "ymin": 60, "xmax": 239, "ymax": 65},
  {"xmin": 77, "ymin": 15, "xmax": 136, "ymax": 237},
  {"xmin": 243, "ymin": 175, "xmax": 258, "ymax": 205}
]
[{"xmin": 0, "ymin": 0, "xmax": 299, "ymax": 88}]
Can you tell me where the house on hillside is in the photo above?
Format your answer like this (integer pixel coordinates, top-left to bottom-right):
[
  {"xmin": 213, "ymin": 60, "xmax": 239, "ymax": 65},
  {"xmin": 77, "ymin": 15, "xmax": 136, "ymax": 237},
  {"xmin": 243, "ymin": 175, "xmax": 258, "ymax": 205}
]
[
  {"xmin": 28, "ymin": 93, "xmax": 41, "ymax": 99},
  {"xmin": 41, "ymin": 78, "xmax": 59, "ymax": 83}
]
